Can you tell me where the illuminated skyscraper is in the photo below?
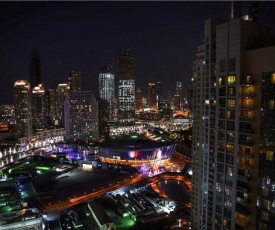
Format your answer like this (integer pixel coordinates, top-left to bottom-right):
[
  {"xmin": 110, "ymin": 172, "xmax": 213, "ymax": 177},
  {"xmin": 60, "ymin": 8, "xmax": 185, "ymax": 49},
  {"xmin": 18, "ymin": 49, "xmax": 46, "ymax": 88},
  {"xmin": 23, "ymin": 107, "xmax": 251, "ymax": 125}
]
[
  {"xmin": 192, "ymin": 17, "xmax": 275, "ymax": 230},
  {"xmin": 68, "ymin": 71, "xmax": 81, "ymax": 91},
  {"xmin": 99, "ymin": 64, "xmax": 115, "ymax": 121},
  {"xmin": 156, "ymin": 81, "xmax": 163, "ymax": 100},
  {"xmin": 135, "ymin": 88, "xmax": 143, "ymax": 111},
  {"xmin": 32, "ymin": 84, "xmax": 45, "ymax": 131},
  {"xmin": 14, "ymin": 80, "xmax": 32, "ymax": 139},
  {"xmin": 117, "ymin": 50, "xmax": 135, "ymax": 125},
  {"xmin": 174, "ymin": 82, "xmax": 183, "ymax": 110},
  {"xmin": 191, "ymin": 19, "xmax": 217, "ymax": 230},
  {"xmin": 55, "ymin": 83, "xmax": 69, "ymax": 127},
  {"xmin": 44, "ymin": 89, "xmax": 56, "ymax": 127},
  {"xmin": 64, "ymin": 91, "xmax": 98, "ymax": 142},
  {"xmin": 147, "ymin": 83, "xmax": 157, "ymax": 110},
  {"xmin": 30, "ymin": 48, "xmax": 42, "ymax": 89}
]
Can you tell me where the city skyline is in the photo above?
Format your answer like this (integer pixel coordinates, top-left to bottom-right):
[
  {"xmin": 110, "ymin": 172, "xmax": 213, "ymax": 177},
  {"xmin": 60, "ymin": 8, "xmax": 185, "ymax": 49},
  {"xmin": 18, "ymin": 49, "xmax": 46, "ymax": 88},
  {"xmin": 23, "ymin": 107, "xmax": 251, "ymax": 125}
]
[{"xmin": 1, "ymin": 1, "xmax": 275, "ymax": 104}]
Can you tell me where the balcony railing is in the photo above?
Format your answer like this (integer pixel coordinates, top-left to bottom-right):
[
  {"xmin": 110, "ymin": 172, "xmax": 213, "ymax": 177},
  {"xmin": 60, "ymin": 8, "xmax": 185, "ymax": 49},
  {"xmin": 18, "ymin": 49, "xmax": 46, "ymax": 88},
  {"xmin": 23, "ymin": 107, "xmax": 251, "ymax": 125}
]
[
  {"xmin": 235, "ymin": 219, "xmax": 250, "ymax": 228},
  {"xmin": 238, "ymin": 151, "xmax": 253, "ymax": 158},
  {"xmin": 240, "ymin": 79, "xmax": 255, "ymax": 85},
  {"xmin": 239, "ymin": 116, "xmax": 255, "ymax": 122},
  {"xmin": 237, "ymin": 174, "xmax": 251, "ymax": 182},
  {"xmin": 239, "ymin": 92, "xmax": 255, "ymax": 97},
  {"xmin": 239, "ymin": 140, "xmax": 253, "ymax": 146},
  {"xmin": 237, "ymin": 163, "xmax": 252, "ymax": 170},
  {"xmin": 239, "ymin": 128, "xmax": 253, "ymax": 134},
  {"xmin": 237, "ymin": 185, "xmax": 249, "ymax": 193},
  {"xmin": 239, "ymin": 105, "xmax": 255, "ymax": 110},
  {"xmin": 236, "ymin": 196, "xmax": 249, "ymax": 205}
]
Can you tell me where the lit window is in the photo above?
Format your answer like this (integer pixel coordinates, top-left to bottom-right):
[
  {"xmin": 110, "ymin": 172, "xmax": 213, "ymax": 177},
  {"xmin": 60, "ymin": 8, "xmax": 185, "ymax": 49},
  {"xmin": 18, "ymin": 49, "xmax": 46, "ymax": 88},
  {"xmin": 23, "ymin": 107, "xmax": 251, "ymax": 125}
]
[
  {"xmin": 266, "ymin": 151, "xmax": 273, "ymax": 161},
  {"xmin": 270, "ymin": 100, "xmax": 274, "ymax": 110},
  {"xmin": 228, "ymin": 75, "xmax": 235, "ymax": 84},
  {"xmin": 205, "ymin": 100, "xmax": 209, "ymax": 105},
  {"xmin": 261, "ymin": 211, "xmax": 269, "ymax": 222},
  {"xmin": 219, "ymin": 77, "xmax": 223, "ymax": 85},
  {"xmin": 271, "ymin": 73, "xmax": 275, "ymax": 83},
  {"xmin": 228, "ymin": 99, "xmax": 235, "ymax": 108}
]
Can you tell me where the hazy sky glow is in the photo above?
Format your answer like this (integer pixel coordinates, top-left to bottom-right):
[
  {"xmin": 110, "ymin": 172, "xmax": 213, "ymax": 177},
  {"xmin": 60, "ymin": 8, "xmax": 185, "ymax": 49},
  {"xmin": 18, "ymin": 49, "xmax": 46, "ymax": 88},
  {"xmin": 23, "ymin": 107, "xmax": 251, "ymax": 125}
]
[{"xmin": 1, "ymin": 1, "xmax": 275, "ymax": 104}]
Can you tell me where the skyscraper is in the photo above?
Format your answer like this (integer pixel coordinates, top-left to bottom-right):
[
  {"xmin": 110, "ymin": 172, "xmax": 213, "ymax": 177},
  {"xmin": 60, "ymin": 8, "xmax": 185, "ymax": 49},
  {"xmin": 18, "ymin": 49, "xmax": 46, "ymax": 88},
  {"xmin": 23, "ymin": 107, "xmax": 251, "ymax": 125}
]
[
  {"xmin": 175, "ymin": 82, "xmax": 183, "ymax": 110},
  {"xmin": 117, "ymin": 49, "xmax": 135, "ymax": 126},
  {"xmin": 191, "ymin": 19, "xmax": 217, "ymax": 230},
  {"xmin": 55, "ymin": 83, "xmax": 69, "ymax": 127},
  {"xmin": 32, "ymin": 84, "xmax": 45, "ymax": 131},
  {"xmin": 14, "ymin": 80, "xmax": 32, "ymax": 139},
  {"xmin": 44, "ymin": 89, "xmax": 56, "ymax": 127},
  {"xmin": 156, "ymin": 81, "xmax": 163, "ymax": 101},
  {"xmin": 192, "ymin": 17, "xmax": 275, "ymax": 230},
  {"xmin": 30, "ymin": 48, "xmax": 42, "ymax": 89},
  {"xmin": 135, "ymin": 88, "xmax": 143, "ymax": 111},
  {"xmin": 242, "ymin": 46, "xmax": 275, "ymax": 230},
  {"xmin": 64, "ymin": 91, "xmax": 98, "ymax": 142},
  {"xmin": 68, "ymin": 71, "xmax": 81, "ymax": 91},
  {"xmin": 99, "ymin": 64, "xmax": 115, "ymax": 121},
  {"xmin": 147, "ymin": 83, "xmax": 157, "ymax": 110}
]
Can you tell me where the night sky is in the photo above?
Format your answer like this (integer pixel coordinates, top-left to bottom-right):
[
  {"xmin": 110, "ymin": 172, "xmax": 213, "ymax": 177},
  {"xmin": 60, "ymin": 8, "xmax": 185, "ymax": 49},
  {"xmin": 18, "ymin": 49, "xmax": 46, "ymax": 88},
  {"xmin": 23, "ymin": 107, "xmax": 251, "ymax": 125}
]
[{"xmin": 1, "ymin": 1, "xmax": 275, "ymax": 104}]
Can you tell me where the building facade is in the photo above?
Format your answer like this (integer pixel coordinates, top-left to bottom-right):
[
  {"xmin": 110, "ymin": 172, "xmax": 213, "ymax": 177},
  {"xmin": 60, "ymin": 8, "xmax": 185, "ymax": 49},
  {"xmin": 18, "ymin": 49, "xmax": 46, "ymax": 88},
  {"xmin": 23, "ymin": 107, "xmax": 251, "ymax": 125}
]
[
  {"xmin": 192, "ymin": 17, "xmax": 275, "ymax": 230},
  {"xmin": 68, "ymin": 71, "xmax": 81, "ymax": 91},
  {"xmin": 117, "ymin": 50, "xmax": 135, "ymax": 126},
  {"xmin": 44, "ymin": 89, "xmax": 56, "ymax": 127},
  {"xmin": 243, "ymin": 46, "xmax": 275, "ymax": 230},
  {"xmin": 147, "ymin": 83, "xmax": 157, "ymax": 110},
  {"xmin": 191, "ymin": 19, "xmax": 217, "ymax": 230},
  {"xmin": 135, "ymin": 88, "xmax": 143, "ymax": 112},
  {"xmin": 31, "ymin": 84, "xmax": 45, "ymax": 132},
  {"xmin": 99, "ymin": 64, "xmax": 115, "ymax": 121},
  {"xmin": 14, "ymin": 80, "xmax": 32, "ymax": 139},
  {"xmin": 64, "ymin": 91, "xmax": 98, "ymax": 142},
  {"xmin": 55, "ymin": 83, "xmax": 69, "ymax": 127}
]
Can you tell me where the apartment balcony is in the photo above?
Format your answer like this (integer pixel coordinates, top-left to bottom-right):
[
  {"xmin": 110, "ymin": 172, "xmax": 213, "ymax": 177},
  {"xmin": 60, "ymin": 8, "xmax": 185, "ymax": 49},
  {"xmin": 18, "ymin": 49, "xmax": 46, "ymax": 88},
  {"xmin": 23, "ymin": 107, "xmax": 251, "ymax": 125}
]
[
  {"xmin": 236, "ymin": 206, "xmax": 249, "ymax": 216},
  {"xmin": 239, "ymin": 128, "xmax": 253, "ymax": 134},
  {"xmin": 237, "ymin": 185, "xmax": 249, "ymax": 193},
  {"xmin": 239, "ymin": 116, "xmax": 254, "ymax": 122},
  {"xmin": 238, "ymin": 150, "xmax": 253, "ymax": 157},
  {"xmin": 240, "ymin": 79, "xmax": 255, "ymax": 85},
  {"xmin": 239, "ymin": 104, "xmax": 254, "ymax": 110},
  {"xmin": 236, "ymin": 196, "xmax": 249, "ymax": 205},
  {"xmin": 235, "ymin": 219, "xmax": 250, "ymax": 228},
  {"xmin": 238, "ymin": 140, "xmax": 253, "ymax": 146},
  {"xmin": 239, "ymin": 92, "xmax": 255, "ymax": 97},
  {"xmin": 237, "ymin": 174, "xmax": 251, "ymax": 182},
  {"xmin": 237, "ymin": 164, "xmax": 252, "ymax": 170}
]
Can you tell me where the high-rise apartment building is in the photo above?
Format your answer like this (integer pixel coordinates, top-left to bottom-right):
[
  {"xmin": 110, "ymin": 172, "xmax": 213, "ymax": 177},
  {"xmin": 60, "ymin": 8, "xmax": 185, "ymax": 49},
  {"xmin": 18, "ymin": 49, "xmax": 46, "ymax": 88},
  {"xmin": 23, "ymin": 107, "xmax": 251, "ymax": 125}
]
[
  {"xmin": 99, "ymin": 64, "xmax": 115, "ymax": 121},
  {"xmin": 64, "ymin": 91, "xmax": 98, "ymax": 142},
  {"xmin": 242, "ymin": 46, "xmax": 275, "ymax": 230},
  {"xmin": 55, "ymin": 83, "xmax": 69, "ymax": 127},
  {"xmin": 135, "ymin": 88, "xmax": 143, "ymax": 111},
  {"xmin": 32, "ymin": 84, "xmax": 45, "ymax": 131},
  {"xmin": 191, "ymin": 19, "xmax": 217, "ymax": 230},
  {"xmin": 147, "ymin": 83, "xmax": 157, "ymax": 110},
  {"xmin": 14, "ymin": 80, "xmax": 32, "ymax": 139},
  {"xmin": 156, "ymin": 81, "xmax": 163, "ymax": 101},
  {"xmin": 44, "ymin": 89, "xmax": 56, "ymax": 127},
  {"xmin": 30, "ymin": 48, "xmax": 42, "ymax": 89},
  {"xmin": 117, "ymin": 49, "xmax": 135, "ymax": 126},
  {"xmin": 68, "ymin": 71, "xmax": 81, "ymax": 91},
  {"xmin": 192, "ymin": 17, "xmax": 275, "ymax": 230},
  {"xmin": 175, "ymin": 82, "xmax": 183, "ymax": 110}
]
